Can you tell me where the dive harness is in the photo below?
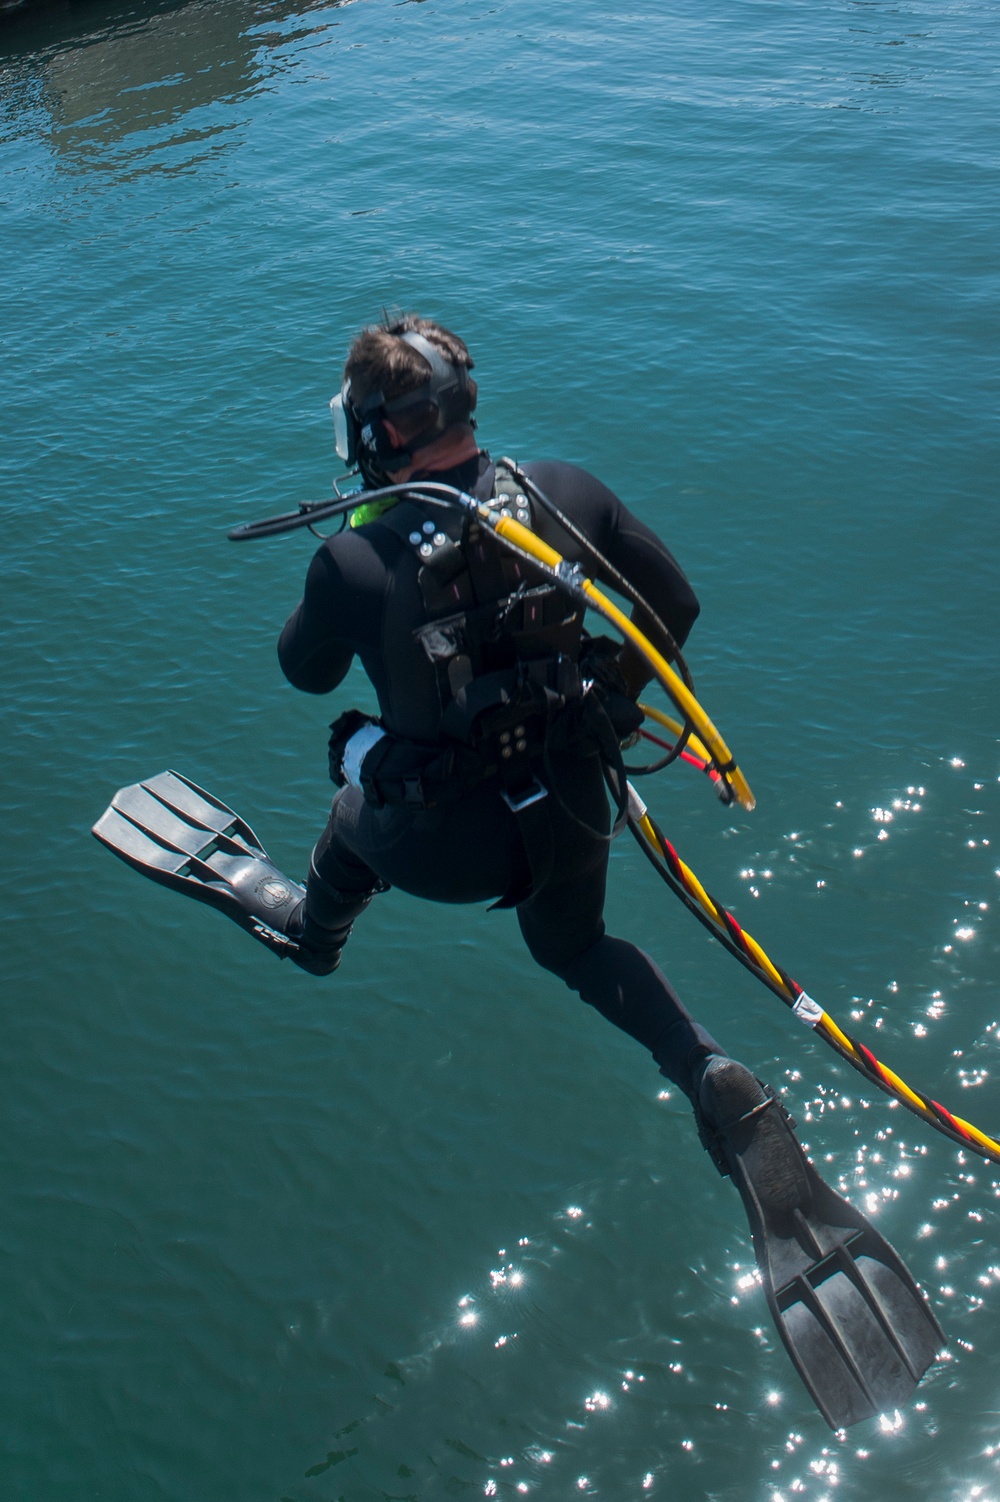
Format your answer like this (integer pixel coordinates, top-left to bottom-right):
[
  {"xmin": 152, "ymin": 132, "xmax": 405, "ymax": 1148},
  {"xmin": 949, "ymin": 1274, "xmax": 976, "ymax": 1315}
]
[{"xmin": 324, "ymin": 464, "xmax": 634, "ymax": 907}]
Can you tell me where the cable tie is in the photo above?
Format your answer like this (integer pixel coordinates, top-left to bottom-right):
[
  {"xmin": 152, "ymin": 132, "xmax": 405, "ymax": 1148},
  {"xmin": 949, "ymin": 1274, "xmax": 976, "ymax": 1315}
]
[{"xmin": 791, "ymin": 991, "xmax": 823, "ymax": 1029}]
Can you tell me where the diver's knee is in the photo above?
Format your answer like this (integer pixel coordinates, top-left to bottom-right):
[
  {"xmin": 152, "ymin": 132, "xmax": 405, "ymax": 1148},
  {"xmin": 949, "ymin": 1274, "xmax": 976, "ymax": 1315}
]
[{"xmin": 521, "ymin": 922, "xmax": 605, "ymax": 982}]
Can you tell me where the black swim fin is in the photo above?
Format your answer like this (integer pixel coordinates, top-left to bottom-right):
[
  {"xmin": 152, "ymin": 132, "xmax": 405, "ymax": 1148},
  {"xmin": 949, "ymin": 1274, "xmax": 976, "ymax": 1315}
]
[
  {"xmin": 92, "ymin": 770, "xmax": 305, "ymax": 958},
  {"xmin": 698, "ymin": 1056, "xmax": 945, "ymax": 1430}
]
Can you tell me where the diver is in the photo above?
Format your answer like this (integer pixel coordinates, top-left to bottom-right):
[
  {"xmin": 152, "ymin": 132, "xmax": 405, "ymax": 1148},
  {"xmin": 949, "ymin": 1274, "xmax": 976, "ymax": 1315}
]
[
  {"xmin": 276, "ymin": 314, "xmax": 725, "ymax": 1110},
  {"xmin": 94, "ymin": 313, "xmax": 943, "ymax": 1428}
]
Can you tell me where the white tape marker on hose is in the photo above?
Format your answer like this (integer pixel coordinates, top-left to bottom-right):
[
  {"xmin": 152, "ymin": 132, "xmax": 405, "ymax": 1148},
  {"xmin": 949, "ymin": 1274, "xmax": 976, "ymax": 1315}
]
[
  {"xmin": 626, "ymin": 781, "xmax": 648, "ymax": 824},
  {"xmin": 792, "ymin": 991, "xmax": 823, "ymax": 1029}
]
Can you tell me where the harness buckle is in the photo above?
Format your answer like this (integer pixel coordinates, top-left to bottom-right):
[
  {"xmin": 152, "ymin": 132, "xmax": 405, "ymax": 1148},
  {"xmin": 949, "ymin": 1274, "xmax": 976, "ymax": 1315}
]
[{"xmin": 500, "ymin": 778, "xmax": 548, "ymax": 814}]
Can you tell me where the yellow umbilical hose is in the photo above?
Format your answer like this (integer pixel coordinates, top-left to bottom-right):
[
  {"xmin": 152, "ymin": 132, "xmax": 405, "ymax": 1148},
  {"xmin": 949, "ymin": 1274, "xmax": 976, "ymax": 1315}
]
[{"xmin": 483, "ymin": 511, "xmax": 756, "ymax": 812}]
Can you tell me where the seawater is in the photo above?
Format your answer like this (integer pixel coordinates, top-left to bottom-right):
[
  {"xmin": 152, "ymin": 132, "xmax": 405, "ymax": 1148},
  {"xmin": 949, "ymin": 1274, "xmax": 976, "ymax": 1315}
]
[{"xmin": 1, "ymin": 0, "xmax": 997, "ymax": 1497}]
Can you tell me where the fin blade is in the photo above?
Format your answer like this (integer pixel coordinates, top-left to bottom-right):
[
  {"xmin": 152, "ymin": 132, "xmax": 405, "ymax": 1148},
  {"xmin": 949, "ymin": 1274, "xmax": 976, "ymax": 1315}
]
[
  {"xmin": 700, "ymin": 1058, "xmax": 945, "ymax": 1429},
  {"xmin": 772, "ymin": 1222, "xmax": 942, "ymax": 1428},
  {"xmin": 92, "ymin": 772, "xmax": 305, "ymax": 954},
  {"xmin": 141, "ymin": 770, "xmax": 266, "ymax": 853},
  {"xmin": 93, "ymin": 801, "xmax": 200, "ymax": 879}
]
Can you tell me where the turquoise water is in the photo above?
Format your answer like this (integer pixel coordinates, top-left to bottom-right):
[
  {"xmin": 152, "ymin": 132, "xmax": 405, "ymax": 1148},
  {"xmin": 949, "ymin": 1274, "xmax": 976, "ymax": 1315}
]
[{"xmin": 2, "ymin": 0, "xmax": 998, "ymax": 1496}]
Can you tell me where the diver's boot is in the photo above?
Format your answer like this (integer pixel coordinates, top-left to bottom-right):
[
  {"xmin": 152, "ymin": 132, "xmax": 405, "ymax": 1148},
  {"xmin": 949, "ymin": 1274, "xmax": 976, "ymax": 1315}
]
[
  {"xmin": 695, "ymin": 1054, "xmax": 811, "ymax": 1200},
  {"xmin": 289, "ymin": 857, "xmax": 387, "ymax": 977},
  {"xmin": 694, "ymin": 1054, "xmax": 944, "ymax": 1429}
]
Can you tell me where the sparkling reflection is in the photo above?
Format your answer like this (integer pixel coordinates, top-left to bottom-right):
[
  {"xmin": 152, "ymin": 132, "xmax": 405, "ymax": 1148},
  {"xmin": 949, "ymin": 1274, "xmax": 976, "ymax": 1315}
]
[{"xmin": 288, "ymin": 764, "xmax": 990, "ymax": 1497}]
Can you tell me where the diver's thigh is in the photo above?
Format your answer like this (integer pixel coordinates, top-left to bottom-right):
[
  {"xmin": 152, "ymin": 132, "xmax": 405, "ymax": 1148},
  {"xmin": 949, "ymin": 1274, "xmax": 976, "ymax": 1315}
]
[
  {"xmin": 332, "ymin": 782, "xmax": 517, "ymax": 904},
  {"xmin": 516, "ymin": 833, "xmax": 609, "ymax": 974}
]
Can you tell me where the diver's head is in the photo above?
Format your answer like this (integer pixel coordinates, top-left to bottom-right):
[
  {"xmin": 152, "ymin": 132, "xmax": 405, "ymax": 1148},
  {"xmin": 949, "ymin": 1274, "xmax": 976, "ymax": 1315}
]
[{"xmin": 331, "ymin": 314, "xmax": 478, "ymax": 487}]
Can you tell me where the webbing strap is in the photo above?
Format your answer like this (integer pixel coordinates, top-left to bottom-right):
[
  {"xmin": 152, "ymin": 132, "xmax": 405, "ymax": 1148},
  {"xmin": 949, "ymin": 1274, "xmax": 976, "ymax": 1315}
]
[{"xmin": 490, "ymin": 780, "xmax": 554, "ymax": 910}]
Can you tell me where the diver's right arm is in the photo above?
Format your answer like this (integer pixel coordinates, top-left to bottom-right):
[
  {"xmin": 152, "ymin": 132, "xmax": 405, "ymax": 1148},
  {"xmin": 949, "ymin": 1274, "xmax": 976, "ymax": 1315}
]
[{"xmin": 277, "ymin": 544, "xmax": 355, "ymax": 694}]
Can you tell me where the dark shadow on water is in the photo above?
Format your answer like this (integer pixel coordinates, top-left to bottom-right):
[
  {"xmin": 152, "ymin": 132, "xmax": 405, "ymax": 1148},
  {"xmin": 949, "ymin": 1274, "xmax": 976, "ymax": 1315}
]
[{"xmin": 0, "ymin": 0, "xmax": 352, "ymax": 167}]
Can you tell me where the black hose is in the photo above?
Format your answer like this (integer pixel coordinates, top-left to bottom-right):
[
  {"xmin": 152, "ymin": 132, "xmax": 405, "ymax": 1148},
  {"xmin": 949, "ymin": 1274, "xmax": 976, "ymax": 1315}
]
[{"xmin": 227, "ymin": 481, "xmax": 460, "ymax": 541}]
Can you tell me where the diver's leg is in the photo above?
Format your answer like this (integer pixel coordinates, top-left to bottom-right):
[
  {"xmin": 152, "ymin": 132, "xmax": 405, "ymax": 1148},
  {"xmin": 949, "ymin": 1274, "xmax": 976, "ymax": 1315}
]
[
  {"xmin": 517, "ymin": 857, "xmax": 724, "ymax": 1103},
  {"xmin": 295, "ymin": 773, "xmax": 526, "ymax": 974},
  {"xmin": 519, "ymin": 771, "xmax": 943, "ymax": 1422},
  {"xmin": 515, "ymin": 753, "xmax": 724, "ymax": 1099},
  {"xmin": 292, "ymin": 788, "xmax": 388, "ymax": 975}
]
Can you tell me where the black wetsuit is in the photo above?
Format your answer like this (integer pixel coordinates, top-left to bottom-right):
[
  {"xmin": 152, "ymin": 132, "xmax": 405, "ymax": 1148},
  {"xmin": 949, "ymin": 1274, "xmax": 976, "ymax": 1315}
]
[{"xmin": 278, "ymin": 453, "xmax": 723, "ymax": 1098}]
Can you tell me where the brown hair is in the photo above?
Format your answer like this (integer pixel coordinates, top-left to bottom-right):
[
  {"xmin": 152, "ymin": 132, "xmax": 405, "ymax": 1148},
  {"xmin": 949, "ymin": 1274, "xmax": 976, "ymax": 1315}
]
[{"xmin": 343, "ymin": 314, "xmax": 476, "ymax": 440}]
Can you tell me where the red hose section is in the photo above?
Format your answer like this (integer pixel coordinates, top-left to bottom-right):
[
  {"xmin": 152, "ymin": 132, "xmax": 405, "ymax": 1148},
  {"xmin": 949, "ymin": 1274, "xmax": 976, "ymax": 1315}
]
[
  {"xmin": 853, "ymin": 1039, "xmax": 975, "ymax": 1145},
  {"xmin": 928, "ymin": 1098, "xmax": 966, "ymax": 1136},
  {"xmin": 656, "ymin": 826, "xmax": 794, "ymax": 984},
  {"xmin": 638, "ymin": 728, "xmax": 721, "ymax": 779}
]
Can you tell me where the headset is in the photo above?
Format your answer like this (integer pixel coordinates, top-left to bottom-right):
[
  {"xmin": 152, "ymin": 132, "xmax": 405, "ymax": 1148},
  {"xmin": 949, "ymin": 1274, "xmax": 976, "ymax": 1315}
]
[{"xmin": 330, "ymin": 330, "xmax": 476, "ymax": 484}]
